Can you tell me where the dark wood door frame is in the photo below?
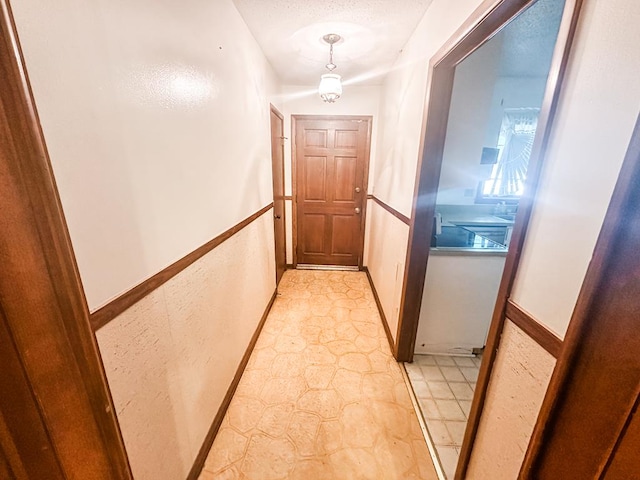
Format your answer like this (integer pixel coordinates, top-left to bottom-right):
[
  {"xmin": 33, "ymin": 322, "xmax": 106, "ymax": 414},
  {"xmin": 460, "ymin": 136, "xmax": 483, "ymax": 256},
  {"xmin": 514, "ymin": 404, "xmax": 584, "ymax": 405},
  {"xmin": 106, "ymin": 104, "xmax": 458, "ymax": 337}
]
[
  {"xmin": 388, "ymin": 0, "xmax": 583, "ymax": 478},
  {"xmin": 0, "ymin": 1, "xmax": 132, "ymax": 477},
  {"xmin": 519, "ymin": 113, "xmax": 640, "ymax": 478},
  {"xmin": 270, "ymin": 104, "xmax": 286, "ymax": 285},
  {"xmin": 291, "ymin": 115, "xmax": 372, "ymax": 269}
]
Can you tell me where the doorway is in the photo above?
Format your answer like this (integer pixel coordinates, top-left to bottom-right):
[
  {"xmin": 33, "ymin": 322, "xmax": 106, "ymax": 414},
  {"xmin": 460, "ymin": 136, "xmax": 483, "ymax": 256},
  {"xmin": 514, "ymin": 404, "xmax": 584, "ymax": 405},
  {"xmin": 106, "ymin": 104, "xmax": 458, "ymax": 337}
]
[
  {"xmin": 270, "ymin": 105, "xmax": 286, "ymax": 285},
  {"xmin": 394, "ymin": 0, "xmax": 583, "ymax": 478},
  {"xmin": 292, "ymin": 115, "xmax": 371, "ymax": 268}
]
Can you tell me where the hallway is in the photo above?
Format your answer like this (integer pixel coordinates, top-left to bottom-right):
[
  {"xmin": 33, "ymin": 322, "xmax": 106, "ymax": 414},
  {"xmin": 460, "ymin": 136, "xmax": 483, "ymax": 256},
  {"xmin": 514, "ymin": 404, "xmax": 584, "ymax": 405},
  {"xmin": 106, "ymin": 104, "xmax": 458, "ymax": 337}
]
[{"xmin": 199, "ymin": 270, "xmax": 438, "ymax": 479}]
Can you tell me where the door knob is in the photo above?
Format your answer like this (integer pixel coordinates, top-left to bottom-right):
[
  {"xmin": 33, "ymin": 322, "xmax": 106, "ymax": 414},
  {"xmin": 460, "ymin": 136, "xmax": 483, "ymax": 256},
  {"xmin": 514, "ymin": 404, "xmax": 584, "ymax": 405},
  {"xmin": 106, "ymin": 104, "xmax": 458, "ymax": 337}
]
[
  {"xmin": 274, "ymin": 214, "xmax": 281, "ymax": 219},
  {"xmin": 355, "ymin": 207, "xmax": 361, "ymax": 214},
  {"xmin": 355, "ymin": 187, "xmax": 361, "ymax": 193}
]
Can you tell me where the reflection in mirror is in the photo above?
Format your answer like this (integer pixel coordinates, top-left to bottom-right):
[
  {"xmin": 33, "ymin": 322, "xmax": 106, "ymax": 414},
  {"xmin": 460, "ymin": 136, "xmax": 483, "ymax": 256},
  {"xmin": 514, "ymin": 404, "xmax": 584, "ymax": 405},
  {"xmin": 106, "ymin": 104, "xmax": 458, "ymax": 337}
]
[{"xmin": 408, "ymin": 0, "xmax": 567, "ymax": 478}]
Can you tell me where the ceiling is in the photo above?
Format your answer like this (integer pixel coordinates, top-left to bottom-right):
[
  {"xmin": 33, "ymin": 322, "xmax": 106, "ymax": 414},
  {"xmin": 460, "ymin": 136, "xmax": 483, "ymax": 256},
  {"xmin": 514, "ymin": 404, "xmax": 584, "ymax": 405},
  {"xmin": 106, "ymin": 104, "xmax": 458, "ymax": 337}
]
[
  {"xmin": 232, "ymin": 0, "xmax": 435, "ymax": 86},
  {"xmin": 498, "ymin": 0, "xmax": 564, "ymax": 77}
]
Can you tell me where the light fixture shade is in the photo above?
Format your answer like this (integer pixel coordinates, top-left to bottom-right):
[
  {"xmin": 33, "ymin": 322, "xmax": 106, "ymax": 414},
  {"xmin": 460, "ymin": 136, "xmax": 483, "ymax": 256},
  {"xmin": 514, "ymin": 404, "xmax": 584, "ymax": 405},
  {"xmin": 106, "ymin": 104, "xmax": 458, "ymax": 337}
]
[{"xmin": 318, "ymin": 73, "xmax": 342, "ymax": 103}]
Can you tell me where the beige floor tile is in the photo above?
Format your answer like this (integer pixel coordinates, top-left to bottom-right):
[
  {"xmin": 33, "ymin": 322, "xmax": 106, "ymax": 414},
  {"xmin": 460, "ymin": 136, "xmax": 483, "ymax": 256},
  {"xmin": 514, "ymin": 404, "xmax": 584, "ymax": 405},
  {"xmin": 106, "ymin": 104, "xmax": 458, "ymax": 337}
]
[
  {"xmin": 452, "ymin": 356, "xmax": 476, "ymax": 367},
  {"xmin": 427, "ymin": 381, "xmax": 455, "ymax": 400},
  {"xmin": 199, "ymin": 270, "xmax": 437, "ymax": 480},
  {"xmin": 433, "ymin": 355, "xmax": 456, "ymax": 366},
  {"xmin": 418, "ymin": 398, "xmax": 441, "ymax": 419},
  {"xmin": 459, "ymin": 366, "xmax": 479, "ymax": 382},
  {"xmin": 437, "ymin": 445, "xmax": 460, "ymax": 479},
  {"xmin": 411, "ymin": 379, "xmax": 431, "ymax": 398},
  {"xmin": 420, "ymin": 365, "xmax": 445, "ymax": 381},
  {"xmin": 445, "ymin": 420, "xmax": 467, "ymax": 446},
  {"xmin": 458, "ymin": 400, "xmax": 472, "ymax": 418},
  {"xmin": 414, "ymin": 355, "xmax": 436, "ymax": 366},
  {"xmin": 425, "ymin": 419, "xmax": 452, "ymax": 445},
  {"xmin": 434, "ymin": 399, "xmax": 466, "ymax": 421},
  {"xmin": 439, "ymin": 366, "xmax": 466, "ymax": 382},
  {"xmin": 449, "ymin": 382, "xmax": 474, "ymax": 400}
]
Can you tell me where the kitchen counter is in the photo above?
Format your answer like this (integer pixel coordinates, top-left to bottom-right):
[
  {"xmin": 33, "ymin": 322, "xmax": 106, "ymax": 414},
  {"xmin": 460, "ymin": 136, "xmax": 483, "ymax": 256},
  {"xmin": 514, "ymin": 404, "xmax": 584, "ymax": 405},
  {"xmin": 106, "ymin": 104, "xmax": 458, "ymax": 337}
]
[
  {"xmin": 430, "ymin": 225, "xmax": 508, "ymax": 255},
  {"xmin": 446, "ymin": 214, "xmax": 514, "ymax": 227}
]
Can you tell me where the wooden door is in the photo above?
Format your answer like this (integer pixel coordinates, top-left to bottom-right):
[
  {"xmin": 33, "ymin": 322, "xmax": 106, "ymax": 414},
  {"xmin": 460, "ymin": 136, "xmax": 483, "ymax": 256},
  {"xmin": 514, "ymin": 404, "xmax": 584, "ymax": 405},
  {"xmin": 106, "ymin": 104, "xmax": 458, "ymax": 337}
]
[
  {"xmin": 293, "ymin": 116, "xmax": 371, "ymax": 267},
  {"xmin": 520, "ymin": 113, "xmax": 640, "ymax": 478},
  {"xmin": 270, "ymin": 105, "xmax": 286, "ymax": 284}
]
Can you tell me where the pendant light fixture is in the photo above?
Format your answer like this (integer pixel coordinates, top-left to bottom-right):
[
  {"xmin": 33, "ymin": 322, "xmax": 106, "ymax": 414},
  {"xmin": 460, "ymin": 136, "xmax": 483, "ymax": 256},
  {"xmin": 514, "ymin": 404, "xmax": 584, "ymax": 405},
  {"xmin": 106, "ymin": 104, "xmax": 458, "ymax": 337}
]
[{"xmin": 318, "ymin": 34, "xmax": 342, "ymax": 103}]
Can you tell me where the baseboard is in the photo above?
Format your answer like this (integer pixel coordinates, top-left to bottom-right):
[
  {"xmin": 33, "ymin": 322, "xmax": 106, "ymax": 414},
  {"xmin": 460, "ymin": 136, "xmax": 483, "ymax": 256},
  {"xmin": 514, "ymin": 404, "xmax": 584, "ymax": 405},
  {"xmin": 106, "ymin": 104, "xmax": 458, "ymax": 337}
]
[
  {"xmin": 362, "ymin": 267, "xmax": 396, "ymax": 355},
  {"xmin": 186, "ymin": 289, "xmax": 278, "ymax": 480}
]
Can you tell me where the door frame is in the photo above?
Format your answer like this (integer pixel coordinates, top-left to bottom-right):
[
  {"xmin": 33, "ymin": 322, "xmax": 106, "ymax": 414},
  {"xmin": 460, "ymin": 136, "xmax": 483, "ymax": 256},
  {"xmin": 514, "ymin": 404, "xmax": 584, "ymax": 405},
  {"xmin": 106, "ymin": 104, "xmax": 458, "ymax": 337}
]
[
  {"xmin": 519, "ymin": 112, "xmax": 640, "ymax": 478},
  {"xmin": 269, "ymin": 104, "xmax": 286, "ymax": 284},
  {"xmin": 0, "ymin": 0, "xmax": 131, "ymax": 477},
  {"xmin": 387, "ymin": 0, "xmax": 583, "ymax": 477},
  {"xmin": 291, "ymin": 114, "xmax": 372, "ymax": 269}
]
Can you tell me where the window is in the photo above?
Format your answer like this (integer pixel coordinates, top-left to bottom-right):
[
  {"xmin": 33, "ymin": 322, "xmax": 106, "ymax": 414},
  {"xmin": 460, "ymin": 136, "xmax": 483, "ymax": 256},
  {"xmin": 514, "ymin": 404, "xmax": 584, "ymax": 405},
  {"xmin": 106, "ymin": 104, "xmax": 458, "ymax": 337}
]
[{"xmin": 478, "ymin": 108, "xmax": 539, "ymax": 201}]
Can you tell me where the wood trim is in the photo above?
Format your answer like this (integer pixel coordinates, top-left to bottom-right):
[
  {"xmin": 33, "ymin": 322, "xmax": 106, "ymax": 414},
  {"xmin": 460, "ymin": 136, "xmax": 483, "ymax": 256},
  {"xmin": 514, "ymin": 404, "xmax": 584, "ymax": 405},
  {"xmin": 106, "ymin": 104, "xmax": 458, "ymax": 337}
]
[
  {"xmin": 91, "ymin": 204, "xmax": 273, "ymax": 331},
  {"xmin": 362, "ymin": 267, "xmax": 395, "ymax": 353},
  {"xmin": 270, "ymin": 104, "xmax": 284, "ymax": 121},
  {"xmin": 519, "ymin": 114, "xmax": 640, "ymax": 479},
  {"xmin": 369, "ymin": 195, "xmax": 411, "ymax": 225},
  {"xmin": 505, "ymin": 301, "xmax": 562, "ymax": 358},
  {"xmin": 0, "ymin": 1, "xmax": 132, "ymax": 476},
  {"xmin": 187, "ymin": 289, "xmax": 278, "ymax": 480},
  {"xmin": 284, "ymin": 195, "xmax": 293, "ymax": 200}
]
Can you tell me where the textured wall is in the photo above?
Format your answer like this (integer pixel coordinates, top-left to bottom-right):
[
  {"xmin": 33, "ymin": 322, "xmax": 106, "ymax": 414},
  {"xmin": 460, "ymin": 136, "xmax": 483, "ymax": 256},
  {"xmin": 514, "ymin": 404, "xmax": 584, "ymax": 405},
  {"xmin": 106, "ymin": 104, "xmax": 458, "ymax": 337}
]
[
  {"xmin": 11, "ymin": 0, "xmax": 280, "ymax": 310},
  {"xmin": 510, "ymin": 0, "xmax": 640, "ymax": 337},
  {"xmin": 365, "ymin": 201, "xmax": 410, "ymax": 341},
  {"xmin": 96, "ymin": 215, "xmax": 275, "ymax": 480},
  {"xmin": 466, "ymin": 319, "xmax": 556, "ymax": 479}
]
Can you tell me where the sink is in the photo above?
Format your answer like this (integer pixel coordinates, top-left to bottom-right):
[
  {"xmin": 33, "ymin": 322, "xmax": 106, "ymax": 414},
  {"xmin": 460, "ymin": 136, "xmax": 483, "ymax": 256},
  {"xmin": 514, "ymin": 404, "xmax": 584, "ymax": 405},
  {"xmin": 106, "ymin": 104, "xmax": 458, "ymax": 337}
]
[{"xmin": 495, "ymin": 214, "xmax": 516, "ymax": 222}]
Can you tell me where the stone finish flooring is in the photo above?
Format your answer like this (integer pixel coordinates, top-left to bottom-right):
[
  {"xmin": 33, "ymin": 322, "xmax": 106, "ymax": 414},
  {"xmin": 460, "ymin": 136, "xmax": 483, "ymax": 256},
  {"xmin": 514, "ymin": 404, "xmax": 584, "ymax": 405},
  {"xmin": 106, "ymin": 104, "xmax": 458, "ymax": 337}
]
[
  {"xmin": 199, "ymin": 270, "xmax": 438, "ymax": 479},
  {"xmin": 405, "ymin": 354, "xmax": 482, "ymax": 479}
]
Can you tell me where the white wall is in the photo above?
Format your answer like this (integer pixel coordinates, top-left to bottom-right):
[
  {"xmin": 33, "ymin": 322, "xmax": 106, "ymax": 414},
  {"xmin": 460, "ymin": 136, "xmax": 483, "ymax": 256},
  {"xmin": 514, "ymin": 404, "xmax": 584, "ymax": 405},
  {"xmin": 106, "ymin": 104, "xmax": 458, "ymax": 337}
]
[
  {"xmin": 510, "ymin": 0, "xmax": 640, "ymax": 338},
  {"xmin": 366, "ymin": 0, "xmax": 485, "ymax": 341},
  {"xmin": 12, "ymin": 0, "xmax": 280, "ymax": 311},
  {"xmin": 416, "ymin": 254, "xmax": 506, "ymax": 355},
  {"xmin": 11, "ymin": 0, "xmax": 282, "ymax": 478},
  {"xmin": 436, "ymin": 33, "xmax": 503, "ymax": 205},
  {"xmin": 279, "ymin": 85, "xmax": 381, "ymax": 263},
  {"xmin": 372, "ymin": 0, "xmax": 486, "ymax": 217}
]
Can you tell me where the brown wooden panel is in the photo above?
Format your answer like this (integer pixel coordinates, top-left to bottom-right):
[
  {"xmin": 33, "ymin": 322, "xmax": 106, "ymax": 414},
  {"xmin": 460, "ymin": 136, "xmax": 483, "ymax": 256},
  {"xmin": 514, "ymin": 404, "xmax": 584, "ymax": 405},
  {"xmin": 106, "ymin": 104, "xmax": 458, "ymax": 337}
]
[
  {"xmin": 603, "ymin": 397, "xmax": 640, "ymax": 479},
  {"xmin": 304, "ymin": 129, "xmax": 327, "ymax": 148},
  {"xmin": 270, "ymin": 105, "xmax": 286, "ymax": 285},
  {"xmin": 331, "ymin": 214, "xmax": 357, "ymax": 256},
  {"xmin": 303, "ymin": 156, "xmax": 327, "ymax": 201},
  {"xmin": 301, "ymin": 214, "xmax": 326, "ymax": 255},
  {"xmin": 0, "ymin": 308, "xmax": 63, "ymax": 480},
  {"xmin": 293, "ymin": 116, "xmax": 372, "ymax": 267},
  {"xmin": 522, "ymin": 113, "xmax": 640, "ymax": 479},
  {"xmin": 334, "ymin": 156, "xmax": 357, "ymax": 202},
  {"xmin": 335, "ymin": 129, "xmax": 358, "ymax": 149},
  {"xmin": 505, "ymin": 301, "xmax": 562, "ymax": 358},
  {"xmin": 0, "ymin": 1, "xmax": 132, "ymax": 477}
]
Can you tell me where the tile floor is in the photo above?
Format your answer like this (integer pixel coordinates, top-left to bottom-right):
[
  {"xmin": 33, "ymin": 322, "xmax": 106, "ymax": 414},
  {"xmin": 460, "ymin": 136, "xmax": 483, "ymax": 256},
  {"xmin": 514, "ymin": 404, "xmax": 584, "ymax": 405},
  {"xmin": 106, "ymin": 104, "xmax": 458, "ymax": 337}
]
[
  {"xmin": 199, "ymin": 270, "xmax": 438, "ymax": 480},
  {"xmin": 404, "ymin": 354, "xmax": 482, "ymax": 479}
]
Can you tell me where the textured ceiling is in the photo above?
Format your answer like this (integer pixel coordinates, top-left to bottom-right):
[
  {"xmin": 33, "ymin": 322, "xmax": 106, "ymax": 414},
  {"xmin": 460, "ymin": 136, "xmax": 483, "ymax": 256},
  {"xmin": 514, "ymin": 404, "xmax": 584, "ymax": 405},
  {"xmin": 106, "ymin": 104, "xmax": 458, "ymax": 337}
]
[
  {"xmin": 232, "ymin": 0, "xmax": 435, "ymax": 86},
  {"xmin": 499, "ymin": 0, "xmax": 565, "ymax": 77}
]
